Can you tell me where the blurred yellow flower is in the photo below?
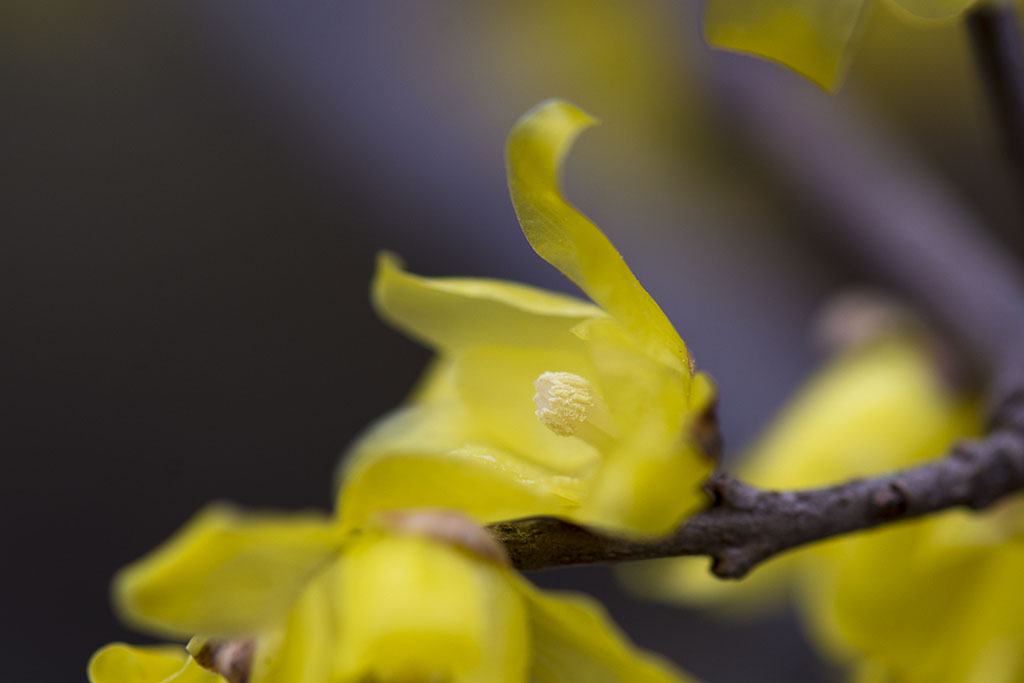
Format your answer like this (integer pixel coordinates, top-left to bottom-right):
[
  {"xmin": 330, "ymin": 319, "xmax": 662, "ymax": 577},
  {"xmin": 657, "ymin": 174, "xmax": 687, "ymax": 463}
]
[
  {"xmin": 88, "ymin": 643, "xmax": 222, "ymax": 683},
  {"xmin": 705, "ymin": 0, "xmax": 979, "ymax": 89},
  {"xmin": 337, "ymin": 99, "xmax": 716, "ymax": 538},
  {"xmin": 98, "ymin": 506, "xmax": 692, "ymax": 683},
  {"xmin": 621, "ymin": 333, "xmax": 1024, "ymax": 682},
  {"xmin": 804, "ymin": 498, "xmax": 1024, "ymax": 682}
]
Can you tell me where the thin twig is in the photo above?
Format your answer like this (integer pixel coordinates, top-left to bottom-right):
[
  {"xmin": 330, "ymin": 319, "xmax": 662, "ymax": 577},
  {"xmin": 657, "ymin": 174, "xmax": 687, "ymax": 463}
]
[{"xmin": 493, "ymin": 397, "xmax": 1024, "ymax": 577}]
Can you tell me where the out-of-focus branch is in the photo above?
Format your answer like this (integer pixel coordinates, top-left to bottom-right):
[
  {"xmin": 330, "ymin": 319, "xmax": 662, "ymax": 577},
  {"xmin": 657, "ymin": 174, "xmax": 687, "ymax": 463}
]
[
  {"xmin": 711, "ymin": 56, "xmax": 1024, "ymax": 400},
  {"xmin": 491, "ymin": 55, "xmax": 1024, "ymax": 576},
  {"xmin": 967, "ymin": 2, "xmax": 1024, "ymax": 178}
]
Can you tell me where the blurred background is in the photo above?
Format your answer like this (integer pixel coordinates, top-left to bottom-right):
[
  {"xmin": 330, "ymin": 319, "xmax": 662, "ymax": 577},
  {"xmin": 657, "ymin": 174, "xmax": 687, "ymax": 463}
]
[{"xmin": 3, "ymin": 1, "xmax": 1021, "ymax": 681}]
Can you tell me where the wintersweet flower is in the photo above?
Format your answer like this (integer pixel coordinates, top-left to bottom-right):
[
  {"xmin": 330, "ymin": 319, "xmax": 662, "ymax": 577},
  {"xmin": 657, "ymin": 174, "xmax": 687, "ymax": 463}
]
[
  {"xmin": 705, "ymin": 0, "xmax": 979, "ymax": 89},
  {"xmin": 97, "ymin": 506, "xmax": 693, "ymax": 683},
  {"xmin": 337, "ymin": 99, "xmax": 716, "ymax": 538}
]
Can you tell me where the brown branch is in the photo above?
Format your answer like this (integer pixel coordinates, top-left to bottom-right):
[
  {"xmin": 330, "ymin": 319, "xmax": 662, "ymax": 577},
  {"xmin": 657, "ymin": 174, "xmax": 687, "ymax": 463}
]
[{"xmin": 493, "ymin": 400, "xmax": 1024, "ymax": 577}]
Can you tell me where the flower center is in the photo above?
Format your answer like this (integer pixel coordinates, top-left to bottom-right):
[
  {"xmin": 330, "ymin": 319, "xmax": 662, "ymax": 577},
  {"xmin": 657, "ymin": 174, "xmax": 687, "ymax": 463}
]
[
  {"xmin": 533, "ymin": 371, "xmax": 615, "ymax": 447},
  {"xmin": 533, "ymin": 371, "xmax": 593, "ymax": 435}
]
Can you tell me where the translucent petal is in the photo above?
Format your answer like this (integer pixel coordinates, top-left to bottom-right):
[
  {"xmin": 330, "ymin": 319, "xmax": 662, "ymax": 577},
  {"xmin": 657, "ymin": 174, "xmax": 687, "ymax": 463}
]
[
  {"xmin": 514, "ymin": 576, "xmax": 692, "ymax": 682},
  {"xmin": 574, "ymin": 316, "xmax": 690, "ymax": 431},
  {"xmin": 114, "ymin": 505, "xmax": 341, "ymax": 638},
  {"xmin": 573, "ymin": 324, "xmax": 710, "ymax": 535},
  {"xmin": 505, "ymin": 99, "xmax": 689, "ymax": 372},
  {"xmin": 704, "ymin": 0, "xmax": 868, "ymax": 89},
  {"xmin": 337, "ymin": 402, "xmax": 582, "ymax": 531},
  {"xmin": 580, "ymin": 430, "xmax": 711, "ymax": 536},
  {"xmin": 453, "ymin": 346, "xmax": 602, "ymax": 475},
  {"xmin": 373, "ymin": 252, "xmax": 603, "ymax": 353},
  {"xmin": 249, "ymin": 564, "xmax": 340, "ymax": 683},
  {"xmin": 335, "ymin": 535, "xmax": 530, "ymax": 683},
  {"xmin": 88, "ymin": 644, "xmax": 220, "ymax": 683}
]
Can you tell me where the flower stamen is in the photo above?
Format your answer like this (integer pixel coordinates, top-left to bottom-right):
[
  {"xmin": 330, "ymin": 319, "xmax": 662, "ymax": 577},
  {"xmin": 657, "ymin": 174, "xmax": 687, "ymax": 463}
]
[{"xmin": 533, "ymin": 371, "xmax": 615, "ymax": 448}]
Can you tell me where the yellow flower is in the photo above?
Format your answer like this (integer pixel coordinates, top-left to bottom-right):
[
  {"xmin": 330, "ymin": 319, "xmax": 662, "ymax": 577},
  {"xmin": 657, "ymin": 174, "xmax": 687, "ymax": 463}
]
[
  {"xmin": 803, "ymin": 500, "xmax": 1024, "ymax": 682},
  {"xmin": 88, "ymin": 643, "xmax": 223, "ymax": 683},
  {"xmin": 100, "ymin": 506, "xmax": 693, "ymax": 683},
  {"xmin": 622, "ymin": 333, "xmax": 1024, "ymax": 681},
  {"xmin": 337, "ymin": 99, "xmax": 716, "ymax": 538},
  {"xmin": 704, "ymin": 0, "xmax": 979, "ymax": 89}
]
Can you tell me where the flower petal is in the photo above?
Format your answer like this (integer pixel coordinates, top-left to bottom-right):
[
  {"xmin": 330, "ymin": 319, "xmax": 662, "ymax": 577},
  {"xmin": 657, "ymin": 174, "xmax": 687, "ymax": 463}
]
[
  {"xmin": 373, "ymin": 252, "xmax": 603, "ymax": 353},
  {"xmin": 514, "ymin": 577, "xmax": 693, "ymax": 682},
  {"xmin": 88, "ymin": 644, "xmax": 221, "ymax": 683},
  {"xmin": 249, "ymin": 564, "xmax": 340, "ymax": 683},
  {"xmin": 799, "ymin": 519, "xmax": 981, "ymax": 674},
  {"xmin": 505, "ymin": 99, "xmax": 689, "ymax": 372},
  {"xmin": 740, "ymin": 338, "xmax": 981, "ymax": 489},
  {"xmin": 703, "ymin": 0, "xmax": 868, "ymax": 90},
  {"xmin": 337, "ymin": 402, "xmax": 582, "ymax": 530},
  {"xmin": 453, "ymin": 346, "xmax": 602, "ymax": 475},
  {"xmin": 114, "ymin": 505, "xmax": 341, "ymax": 638},
  {"xmin": 573, "ymin": 321, "xmax": 711, "ymax": 535},
  {"xmin": 335, "ymin": 535, "xmax": 530, "ymax": 683},
  {"xmin": 580, "ymin": 427, "xmax": 711, "ymax": 536}
]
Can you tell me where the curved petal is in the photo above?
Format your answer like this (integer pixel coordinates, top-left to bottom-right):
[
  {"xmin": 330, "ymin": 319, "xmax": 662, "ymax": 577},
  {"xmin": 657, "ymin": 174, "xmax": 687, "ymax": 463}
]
[
  {"xmin": 580, "ymin": 430, "xmax": 712, "ymax": 537},
  {"xmin": 373, "ymin": 252, "xmax": 603, "ymax": 353},
  {"xmin": 114, "ymin": 505, "xmax": 341, "ymax": 638},
  {"xmin": 337, "ymin": 402, "xmax": 582, "ymax": 531},
  {"xmin": 88, "ymin": 644, "xmax": 221, "ymax": 683},
  {"xmin": 704, "ymin": 0, "xmax": 868, "ymax": 90},
  {"xmin": 335, "ymin": 535, "xmax": 530, "ymax": 683},
  {"xmin": 505, "ymin": 99, "xmax": 689, "ymax": 372},
  {"xmin": 513, "ymin": 576, "xmax": 693, "ymax": 683}
]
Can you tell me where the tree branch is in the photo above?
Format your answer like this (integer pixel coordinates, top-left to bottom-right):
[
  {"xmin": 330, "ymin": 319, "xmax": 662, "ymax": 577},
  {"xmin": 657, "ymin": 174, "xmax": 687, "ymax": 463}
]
[{"xmin": 493, "ymin": 399, "xmax": 1024, "ymax": 577}]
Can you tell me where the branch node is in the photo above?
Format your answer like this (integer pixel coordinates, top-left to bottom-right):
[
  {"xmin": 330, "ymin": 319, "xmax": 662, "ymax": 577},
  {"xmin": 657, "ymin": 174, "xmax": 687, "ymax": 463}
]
[
  {"xmin": 872, "ymin": 481, "xmax": 909, "ymax": 518},
  {"xmin": 710, "ymin": 549, "xmax": 754, "ymax": 580},
  {"xmin": 705, "ymin": 473, "xmax": 759, "ymax": 510}
]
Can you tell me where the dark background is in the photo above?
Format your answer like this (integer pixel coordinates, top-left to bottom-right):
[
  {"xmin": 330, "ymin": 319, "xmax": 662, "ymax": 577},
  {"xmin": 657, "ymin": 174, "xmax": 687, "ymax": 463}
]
[{"xmin": 3, "ymin": 2, "xmax": 1020, "ymax": 681}]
